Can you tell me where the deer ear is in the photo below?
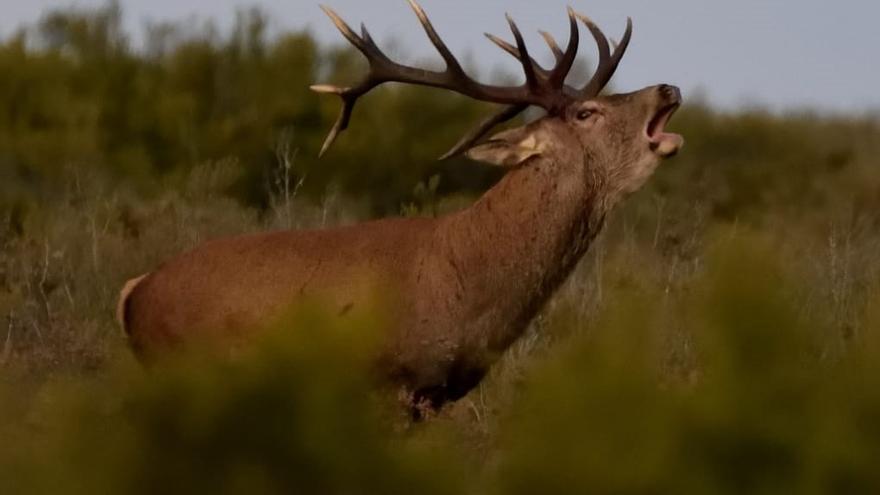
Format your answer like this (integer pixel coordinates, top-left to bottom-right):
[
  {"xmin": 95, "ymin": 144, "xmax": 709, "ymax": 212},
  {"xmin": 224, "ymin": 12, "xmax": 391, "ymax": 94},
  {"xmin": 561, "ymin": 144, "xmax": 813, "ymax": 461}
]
[{"xmin": 466, "ymin": 128, "xmax": 543, "ymax": 167}]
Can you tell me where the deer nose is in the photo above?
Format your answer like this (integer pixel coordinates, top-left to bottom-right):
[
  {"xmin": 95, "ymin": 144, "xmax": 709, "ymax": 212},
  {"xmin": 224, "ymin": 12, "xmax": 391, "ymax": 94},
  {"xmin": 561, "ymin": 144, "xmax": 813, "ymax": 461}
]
[{"xmin": 657, "ymin": 84, "xmax": 682, "ymax": 103}]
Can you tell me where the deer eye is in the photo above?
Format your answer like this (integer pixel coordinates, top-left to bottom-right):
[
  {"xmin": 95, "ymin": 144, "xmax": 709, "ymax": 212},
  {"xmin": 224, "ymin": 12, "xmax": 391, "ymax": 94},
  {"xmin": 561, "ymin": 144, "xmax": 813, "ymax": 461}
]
[{"xmin": 576, "ymin": 109, "xmax": 594, "ymax": 121}]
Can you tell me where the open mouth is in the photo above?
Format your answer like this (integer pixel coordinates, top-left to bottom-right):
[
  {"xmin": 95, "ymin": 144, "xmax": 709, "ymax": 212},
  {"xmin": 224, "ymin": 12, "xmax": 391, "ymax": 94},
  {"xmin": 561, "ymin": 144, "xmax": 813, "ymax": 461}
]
[{"xmin": 646, "ymin": 102, "xmax": 684, "ymax": 158}]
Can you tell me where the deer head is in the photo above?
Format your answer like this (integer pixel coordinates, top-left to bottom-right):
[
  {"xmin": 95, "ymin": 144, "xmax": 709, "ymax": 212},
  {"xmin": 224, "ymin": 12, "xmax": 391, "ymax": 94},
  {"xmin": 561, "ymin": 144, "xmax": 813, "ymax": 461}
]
[{"xmin": 312, "ymin": 1, "xmax": 684, "ymax": 205}]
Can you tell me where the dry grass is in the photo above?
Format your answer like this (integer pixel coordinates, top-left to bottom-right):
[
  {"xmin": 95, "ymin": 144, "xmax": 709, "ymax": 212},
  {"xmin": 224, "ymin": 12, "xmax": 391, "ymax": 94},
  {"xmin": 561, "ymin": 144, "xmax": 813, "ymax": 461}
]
[{"xmin": 2, "ymin": 112, "xmax": 880, "ymax": 492}]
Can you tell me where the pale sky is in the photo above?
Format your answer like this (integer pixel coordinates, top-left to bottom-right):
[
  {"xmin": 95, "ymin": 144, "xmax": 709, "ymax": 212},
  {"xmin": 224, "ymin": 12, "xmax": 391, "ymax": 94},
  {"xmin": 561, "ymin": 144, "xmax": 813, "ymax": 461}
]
[{"xmin": 2, "ymin": 0, "xmax": 878, "ymax": 114}]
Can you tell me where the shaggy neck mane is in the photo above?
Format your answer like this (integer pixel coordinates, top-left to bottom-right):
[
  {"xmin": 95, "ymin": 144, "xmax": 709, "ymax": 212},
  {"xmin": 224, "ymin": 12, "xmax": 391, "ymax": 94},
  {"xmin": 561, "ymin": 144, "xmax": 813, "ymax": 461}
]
[{"xmin": 435, "ymin": 151, "xmax": 608, "ymax": 352}]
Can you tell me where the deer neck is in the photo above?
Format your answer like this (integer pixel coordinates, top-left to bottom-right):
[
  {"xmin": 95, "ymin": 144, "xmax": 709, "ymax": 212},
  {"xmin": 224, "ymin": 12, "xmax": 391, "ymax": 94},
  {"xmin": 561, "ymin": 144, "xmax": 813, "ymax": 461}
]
[{"xmin": 436, "ymin": 152, "xmax": 609, "ymax": 347}]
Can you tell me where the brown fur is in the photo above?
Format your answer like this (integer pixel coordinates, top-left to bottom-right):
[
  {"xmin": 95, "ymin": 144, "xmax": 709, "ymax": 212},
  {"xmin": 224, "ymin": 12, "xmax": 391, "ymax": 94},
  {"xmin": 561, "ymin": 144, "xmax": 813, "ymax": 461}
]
[{"xmin": 120, "ymin": 85, "xmax": 683, "ymax": 412}]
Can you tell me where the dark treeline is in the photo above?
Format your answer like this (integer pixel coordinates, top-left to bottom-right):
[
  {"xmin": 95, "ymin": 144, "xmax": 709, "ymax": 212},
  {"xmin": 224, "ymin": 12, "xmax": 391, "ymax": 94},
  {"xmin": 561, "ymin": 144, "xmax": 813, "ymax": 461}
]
[
  {"xmin": 2, "ymin": 2, "xmax": 878, "ymax": 221},
  {"xmin": 0, "ymin": 2, "xmax": 498, "ymax": 214}
]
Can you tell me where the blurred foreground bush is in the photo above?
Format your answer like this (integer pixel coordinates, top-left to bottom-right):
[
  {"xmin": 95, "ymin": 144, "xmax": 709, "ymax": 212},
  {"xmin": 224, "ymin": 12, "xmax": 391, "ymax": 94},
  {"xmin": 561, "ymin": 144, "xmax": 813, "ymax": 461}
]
[
  {"xmin": 0, "ymin": 306, "xmax": 466, "ymax": 494},
  {"xmin": 491, "ymin": 236, "xmax": 880, "ymax": 494}
]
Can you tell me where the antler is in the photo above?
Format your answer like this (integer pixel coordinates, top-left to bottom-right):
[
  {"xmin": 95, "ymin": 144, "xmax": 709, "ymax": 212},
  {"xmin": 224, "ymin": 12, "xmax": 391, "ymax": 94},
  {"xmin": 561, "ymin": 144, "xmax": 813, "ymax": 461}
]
[
  {"xmin": 313, "ymin": 1, "xmax": 632, "ymax": 158},
  {"xmin": 484, "ymin": 12, "xmax": 632, "ymax": 99},
  {"xmin": 577, "ymin": 14, "xmax": 633, "ymax": 98},
  {"xmin": 451, "ymin": 12, "xmax": 631, "ymax": 158}
]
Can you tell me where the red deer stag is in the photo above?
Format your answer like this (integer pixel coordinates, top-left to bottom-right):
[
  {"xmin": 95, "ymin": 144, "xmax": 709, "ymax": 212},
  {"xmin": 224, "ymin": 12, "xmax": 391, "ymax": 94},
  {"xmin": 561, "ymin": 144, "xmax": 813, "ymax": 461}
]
[{"xmin": 118, "ymin": 1, "xmax": 684, "ymax": 415}]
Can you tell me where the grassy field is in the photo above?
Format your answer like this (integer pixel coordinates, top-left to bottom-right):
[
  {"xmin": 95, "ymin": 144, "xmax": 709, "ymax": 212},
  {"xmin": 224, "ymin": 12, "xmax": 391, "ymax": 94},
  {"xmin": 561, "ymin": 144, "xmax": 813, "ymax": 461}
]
[
  {"xmin": 3, "ymin": 106, "xmax": 880, "ymax": 493},
  {"xmin": 3, "ymin": 4, "xmax": 880, "ymax": 493}
]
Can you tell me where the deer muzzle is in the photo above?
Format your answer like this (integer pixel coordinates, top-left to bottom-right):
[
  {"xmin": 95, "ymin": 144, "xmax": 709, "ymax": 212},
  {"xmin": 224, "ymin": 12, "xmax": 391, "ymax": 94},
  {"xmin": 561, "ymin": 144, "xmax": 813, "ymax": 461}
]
[{"xmin": 647, "ymin": 84, "xmax": 684, "ymax": 158}]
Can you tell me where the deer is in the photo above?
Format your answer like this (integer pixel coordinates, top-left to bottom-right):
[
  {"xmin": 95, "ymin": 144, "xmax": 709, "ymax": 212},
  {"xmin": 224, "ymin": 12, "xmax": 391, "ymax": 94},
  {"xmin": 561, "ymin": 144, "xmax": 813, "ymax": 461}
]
[{"xmin": 117, "ymin": 1, "xmax": 684, "ymax": 417}]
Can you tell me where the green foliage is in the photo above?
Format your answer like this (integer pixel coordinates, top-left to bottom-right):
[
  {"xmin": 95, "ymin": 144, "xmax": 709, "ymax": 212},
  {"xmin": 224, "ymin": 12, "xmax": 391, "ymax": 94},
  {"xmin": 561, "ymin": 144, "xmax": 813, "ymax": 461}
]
[
  {"xmin": 646, "ymin": 103, "xmax": 880, "ymax": 224},
  {"xmin": 489, "ymin": 236, "xmax": 880, "ymax": 495},
  {"xmin": 3, "ymin": 4, "xmax": 878, "ymax": 216},
  {"xmin": 0, "ymin": 3, "xmax": 498, "ymax": 213},
  {"xmin": 3, "ymin": 232, "xmax": 880, "ymax": 494},
  {"xmin": 0, "ymin": 307, "xmax": 466, "ymax": 495},
  {"xmin": 3, "ymin": 3, "xmax": 880, "ymax": 494}
]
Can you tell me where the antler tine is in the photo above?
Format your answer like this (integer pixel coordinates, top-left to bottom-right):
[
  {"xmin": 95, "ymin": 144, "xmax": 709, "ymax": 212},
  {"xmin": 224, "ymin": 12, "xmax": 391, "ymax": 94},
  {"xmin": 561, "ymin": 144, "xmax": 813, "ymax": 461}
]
[
  {"xmin": 407, "ymin": 0, "xmax": 468, "ymax": 79},
  {"xmin": 484, "ymin": 32, "xmax": 519, "ymax": 59},
  {"xmin": 587, "ymin": 17, "xmax": 632, "ymax": 96},
  {"xmin": 440, "ymin": 104, "xmax": 529, "ymax": 160},
  {"xmin": 488, "ymin": 10, "xmax": 579, "ymax": 93},
  {"xmin": 575, "ymin": 12, "xmax": 610, "ymax": 97},
  {"xmin": 313, "ymin": 75, "xmax": 382, "ymax": 157},
  {"xmin": 484, "ymin": 33, "xmax": 552, "ymax": 77},
  {"xmin": 505, "ymin": 14, "xmax": 540, "ymax": 91},
  {"xmin": 314, "ymin": 6, "xmax": 389, "ymax": 156},
  {"xmin": 548, "ymin": 7, "xmax": 579, "ymax": 87},
  {"xmin": 579, "ymin": 15, "xmax": 631, "ymax": 97},
  {"xmin": 539, "ymin": 31, "xmax": 563, "ymax": 62},
  {"xmin": 317, "ymin": 94, "xmax": 355, "ymax": 157},
  {"xmin": 606, "ymin": 19, "xmax": 633, "ymax": 73},
  {"xmin": 320, "ymin": 6, "xmax": 372, "ymax": 57},
  {"xmin": 360, "ymin": 23, "xmax": 376, "ymax": 47}
]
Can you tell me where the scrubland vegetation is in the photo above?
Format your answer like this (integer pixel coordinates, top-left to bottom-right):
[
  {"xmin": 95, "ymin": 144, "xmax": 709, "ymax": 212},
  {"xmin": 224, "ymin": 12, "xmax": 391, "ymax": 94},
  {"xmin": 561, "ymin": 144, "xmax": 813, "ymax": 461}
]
[{"xmin": 2, "ymin": 3, "xmax": 880, "ymax": 493}]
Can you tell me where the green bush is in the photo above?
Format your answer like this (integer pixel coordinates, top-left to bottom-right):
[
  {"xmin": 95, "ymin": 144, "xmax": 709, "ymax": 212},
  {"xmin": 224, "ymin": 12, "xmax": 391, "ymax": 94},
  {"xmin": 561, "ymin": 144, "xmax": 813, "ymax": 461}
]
[
  {"xmin": 0, "ymin": 307, "xmax": 467, "ymax": 494},
  {"xmin": 3, "ymin": 234, "xmax": 880, "ymax": 494},
  {"xmin": 490, "ymin": 236, "xmax": 880, "ymax": 494},
  {"xmin": 2, "ymin": 3, "xmax": 880, "ymax": 494}
]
